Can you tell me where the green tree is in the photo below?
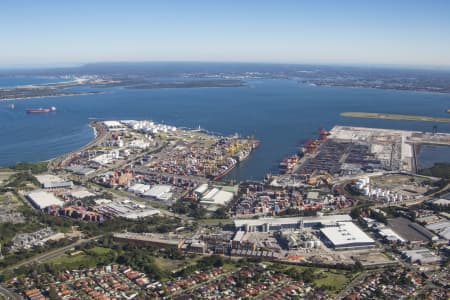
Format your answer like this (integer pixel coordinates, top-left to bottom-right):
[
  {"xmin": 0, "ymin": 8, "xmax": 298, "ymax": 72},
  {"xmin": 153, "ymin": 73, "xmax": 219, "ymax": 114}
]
[
  {"xmin": 213, "ymin": 207, "xmax": 228, "ymax": 219},
  {"xmin": 49, "ymin": 285, "xmax": 58, "ymax": 299}
]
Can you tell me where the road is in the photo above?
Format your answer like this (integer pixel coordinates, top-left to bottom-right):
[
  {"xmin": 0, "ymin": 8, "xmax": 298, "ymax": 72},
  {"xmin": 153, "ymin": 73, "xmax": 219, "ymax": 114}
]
[
  {"xmin": 0, "ymin": 236, "xmax": 102, "ymax": 300},
  {"xmin": 336, "ymin": 270, "xmax": 372, "ymax": 299},
  {"xmin": 0, "ymin": 284, "xmax": 22, "ymax": 300},
  {"xmin": 2, "ymin": 235, "xmax": 102, "ymax": 273}
]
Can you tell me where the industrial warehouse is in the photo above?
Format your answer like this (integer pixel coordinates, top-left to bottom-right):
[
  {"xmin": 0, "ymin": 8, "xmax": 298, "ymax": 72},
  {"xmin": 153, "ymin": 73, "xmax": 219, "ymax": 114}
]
[
  {"xmin": 27, "ymin": 190, "xmax": 64, "ymax": 209},
  {"xmin": 233, "ymin": 214, "xmax": 375, "ymax": 250},
  {"xmin": 233, "ymin": 214, "xmax": 352, "ymax": 232},
  {"xmin": 320, "ymin": 222, "xmax": 376, "ymax": 249}
]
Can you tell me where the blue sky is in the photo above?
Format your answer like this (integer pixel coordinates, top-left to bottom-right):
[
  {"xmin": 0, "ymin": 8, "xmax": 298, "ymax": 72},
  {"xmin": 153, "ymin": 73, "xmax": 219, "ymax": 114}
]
[{"xmin": 1, "ymin": 0, "xmax": 450, "ymax": 68}]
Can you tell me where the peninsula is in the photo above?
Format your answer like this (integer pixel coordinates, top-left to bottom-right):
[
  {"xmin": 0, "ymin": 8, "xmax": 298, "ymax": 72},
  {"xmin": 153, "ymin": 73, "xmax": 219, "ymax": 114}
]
[{"xmin": 341, "ymin": 112, "xmax": 450, "ymax": 123}]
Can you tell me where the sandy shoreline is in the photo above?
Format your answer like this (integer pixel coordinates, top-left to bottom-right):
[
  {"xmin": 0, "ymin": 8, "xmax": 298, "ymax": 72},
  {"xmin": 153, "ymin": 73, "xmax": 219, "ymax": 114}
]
[{"xmin": 0, "ymin": 91, "xmax": 107, "ymax": 101}]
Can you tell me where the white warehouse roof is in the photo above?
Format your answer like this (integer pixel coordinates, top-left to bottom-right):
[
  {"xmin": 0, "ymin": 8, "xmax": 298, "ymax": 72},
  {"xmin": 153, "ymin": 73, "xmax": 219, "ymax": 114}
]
[
  {"xmin": 70, "ymin": 190, "xmax": 95, "ymax": 199},
  {"xmin": 128, "ymin": 183, "xmax": 151, "ymax": 195},
  {"xmin": 234, "ymin": 214, "xmax": 352, "ymax": 228},
  {"xmin": 426, "ymin": 221, "xmax": 450, "ymax": 240},
  {"xmin": 143, "ymin": 185, "xmax": 172, "ymax": 200},
  {"xmin": 321, "ymin": 222, "xmax": 375, "ymax": 249},
  {"xmin": 103, "ymin": 121, "xmax": 126, "ymax": 131},
  {"xmin": 201, "ymin": 189, "xmax": 234, "ymax": 206},
  {"xmin": 27, "ymin": 190, "xmax": 64, "ymax": 209},
  {"xmin": 35, "ymin": 174, "xmax": 73, "ymax": 189},
  {"xmin": 194, "ymin": 183, "xmax": 209, "ymax": 195},
  {"xmin": 378, "ymin": 228, "xmax": 406, "ymax": 242}
]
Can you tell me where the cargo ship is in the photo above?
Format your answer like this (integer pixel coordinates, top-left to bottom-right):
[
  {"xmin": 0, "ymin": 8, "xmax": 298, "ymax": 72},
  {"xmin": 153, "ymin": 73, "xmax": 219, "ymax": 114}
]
[{"xmin": 26, "ymin": 106, "xmax": 56, "ymax": 113}]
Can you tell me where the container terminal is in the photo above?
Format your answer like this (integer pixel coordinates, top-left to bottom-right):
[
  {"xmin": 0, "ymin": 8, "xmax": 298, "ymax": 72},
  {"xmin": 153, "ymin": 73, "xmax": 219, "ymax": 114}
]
[{"xmin": 276, "ymin": 125, "xmax": 450, "ymax": 179}]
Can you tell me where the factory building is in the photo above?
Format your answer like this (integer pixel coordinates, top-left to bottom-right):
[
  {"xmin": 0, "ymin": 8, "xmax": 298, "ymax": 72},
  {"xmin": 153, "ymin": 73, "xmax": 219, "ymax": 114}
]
[
  {"xmin": 66, "ymin": 165, "xmax": 95, "ymax": 176},
  {"xmin": 200, "ymin": 188, "xmax": 234, "ymax": 209},
  {"xmin": 402, "ymin": 249, "xmax": 442, "ymax": 264},
  {"xmin": 27, "ymin": 190, "xmax": 64, "ymax": 209},
  {"xmin": 143, "ymin": 184, "xmax": 173, "ymax": 202},
  {"xmin": 127, "ymin": 183, "xmax": 151, "ymax": 195},
  {"xmin": 35, "ymin": 174, "xmax": 73, "ymax": 189},
  {"xmin": 377, "ymin": 228, "xmax": 406, "ymax": 243},
  {"xmin": 234, "ymin": 214, "xmax": 352, "ymax": 232},
  {"xmin": 320, "ymin": 222, "xmax": 376, "ymax": 249},
  {"xmin": 425, "ymin": 221, "xmax": 450, "ymax": 241},
  {"xmin": 194, "ymin": 183, "xmax": 209, "ymax": 197},
  {"xmin": 103, "ymin": 120, "xmax": 126, "ymax": 131}
]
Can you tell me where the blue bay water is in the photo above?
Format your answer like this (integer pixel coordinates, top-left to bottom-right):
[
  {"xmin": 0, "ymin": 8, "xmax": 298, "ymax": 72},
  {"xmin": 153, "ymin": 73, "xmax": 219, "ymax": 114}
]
[
  {"xmin": 417, "ymin": 145, "xmax": 450, "ymax": 169},
  {"xmin": 1, "ymin": 78, "xmax": 450, "ymax": 181},
  {"xmin": 0, "ymin": 76, "xmax": 67, "ymax": 87}
]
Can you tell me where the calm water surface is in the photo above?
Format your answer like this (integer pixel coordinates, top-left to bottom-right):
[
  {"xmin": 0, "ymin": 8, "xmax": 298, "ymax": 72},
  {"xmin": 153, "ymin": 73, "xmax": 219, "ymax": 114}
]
[{"xmin": 1, "ymin": 78, "xmax": 449, "ymax": 181}]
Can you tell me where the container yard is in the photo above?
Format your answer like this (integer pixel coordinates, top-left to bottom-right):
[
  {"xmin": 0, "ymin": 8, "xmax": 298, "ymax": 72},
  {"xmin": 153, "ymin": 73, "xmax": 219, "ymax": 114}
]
[
  {"xmin": 62, "ymin": 120, "xmax": 258, "ymax": 183},
  {"xmin": 328, "ymin": 125, "xmax": 450, "ymax": 173},
  {"xmin": 283, "ymin": 126, "xmax": 450, "ymax": 183}
]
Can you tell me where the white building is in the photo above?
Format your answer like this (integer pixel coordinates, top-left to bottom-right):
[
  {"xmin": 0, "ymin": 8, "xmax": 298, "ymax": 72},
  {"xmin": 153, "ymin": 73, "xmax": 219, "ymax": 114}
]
[
  {"xmin": 194, "ymin": 183, "xmax": 209, "ymax": 197},
  {"xmin": 128, "ymin": 139, "xmax": 150, "ymax": 149},
  {"xmin": 320, "ymin": 222, "xmax": 376, "ymax": 249},
  {"xmin": 120, "ymin": 120, "xmax": 177, "ymax": 134},
  {"xmin": 402, "ymin": 249, "xmax": 442, "ymax": 264},
  {"xmin": 234, "ymin": 214, "xmax": 352, "ymax": 232},
  {"xmin": 128, "ymin": 183, "xmax": 151, "ymax": 195},
  {"xmin": 200, "ymin": 189, "xmax": 234, "ymax": 208},
  {"xmin": 91, "ymin": 150, "xmax": 120, "ymax": 165},
  {"xmin": 35, "ymin": 174, "xmax": 73, "ymax": 189},
  {"xmin": 69, "ymin": 189, "xmax": 95, "ymax": 199},
  {"xmin": 103, "ymin": 121, "xmax": 126, "ymax": 131},
  {"xmin": 143, "ymin": 185, "xmax": 173, "ymax": 201},
  {"xmin": 426, "ymin": 221, "xmax": 450, "ymax": 241},
  {"xmin": 377, "ymin": 228, "xmax": 406, "ymax": 243},
  {"xmin": 27, "ymin": 190, "xmax": 64, "ymax": 209}
]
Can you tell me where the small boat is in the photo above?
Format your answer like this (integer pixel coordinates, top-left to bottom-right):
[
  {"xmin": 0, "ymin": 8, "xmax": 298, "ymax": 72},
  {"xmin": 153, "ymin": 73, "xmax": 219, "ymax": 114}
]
[{"xmin": 26, "ymin": 106, "xmax": 56, "ymax": 113}]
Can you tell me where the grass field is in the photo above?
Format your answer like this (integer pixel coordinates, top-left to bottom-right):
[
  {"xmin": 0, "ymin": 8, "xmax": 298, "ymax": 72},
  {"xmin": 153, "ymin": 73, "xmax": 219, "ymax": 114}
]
[
  {"xmin": 87, "ymin": 246, "xmax": 114, "ymax": 256},
  {"xmin": 49, "ymin": 254, "xmax": 97, "ymax": 269},
  {"xmin": 49, "ymin": 247, "xmax": 116, "ymax": 269},
  {"xmin": 273, "ymin": 264, "xmax": 355, "ymax": 296},
  {"xmin": 371, "ymin": 174, "xmax": 429, "ymax": 185},
  {"xmin": 314, "ymin": 270, "xmax": 352, "ymax": 292}
]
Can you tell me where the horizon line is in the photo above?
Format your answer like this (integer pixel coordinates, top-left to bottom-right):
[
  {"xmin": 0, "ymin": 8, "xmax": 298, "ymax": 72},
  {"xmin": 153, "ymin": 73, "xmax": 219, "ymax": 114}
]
[{"xmin": 1, "ymin": 60, "xmax": 450, "ymax": 72}]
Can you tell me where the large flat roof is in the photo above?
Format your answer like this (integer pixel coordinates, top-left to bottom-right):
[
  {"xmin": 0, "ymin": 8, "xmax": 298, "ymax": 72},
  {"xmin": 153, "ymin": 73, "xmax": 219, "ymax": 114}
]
[
  {"xmin": 35, "ymin": 174, "xmax": 65, "ymax": 185},
  {"xmin": 28, "ymin": 190, "xmax": 64, "ymax": 209},
  {"xmin": 378, "ymin": 228, "xmax": 406, "ymax": 242},
  {"xmin": 234, "ymin": 214, "xmax": 352, "ymax": 227},
  {"xmin": 321, "ymin": 222, "xmax": 375, "ymax": 247},
  {"xmin": 388, "ymin": 217, "xmax": 437, "ymax": 242},
  {"xmin": 201, "ymin": 189, "xmax": 234, "ymax": 206},
  {"xmin": 143, "ymin": 184, "xmax": 172, "ymax": 200},
  {"xmin": 128, "ymin": 183, "xmax": 151, "ymax": 194}
]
